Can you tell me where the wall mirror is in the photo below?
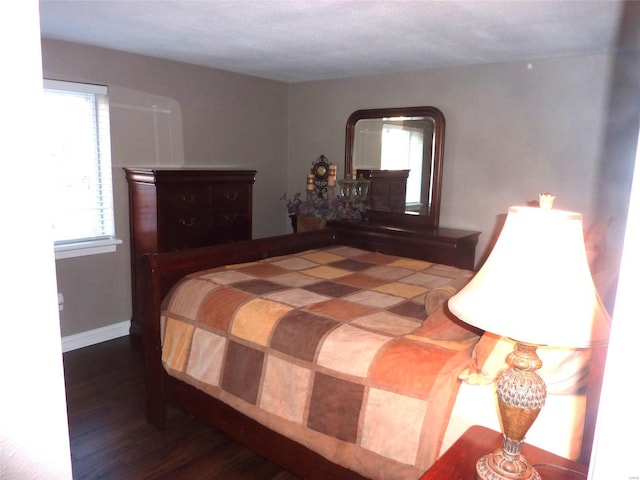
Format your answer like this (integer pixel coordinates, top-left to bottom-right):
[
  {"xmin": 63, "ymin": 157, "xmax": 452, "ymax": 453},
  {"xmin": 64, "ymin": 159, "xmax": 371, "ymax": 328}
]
[{"xmin": 345, "ymin": 106, "xmax": 445, "ymax": 227}]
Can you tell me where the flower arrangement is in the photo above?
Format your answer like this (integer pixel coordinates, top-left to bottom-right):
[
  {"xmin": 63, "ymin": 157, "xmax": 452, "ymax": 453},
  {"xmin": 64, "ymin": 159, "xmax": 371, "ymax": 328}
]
[
  {"xmin": 282, "ymin": 156, "xmax": 369, "ymax": 223},
  {"xmin": 281, "ymin": 191, "xmax": 337, "ymax": 218},
  {"xmin": 281, "ymin": 188, "xmax": 367, "ymax": 222},
  {"xmin": 281, "ymin": 192, "xmax": 304, "ymax": 216}
]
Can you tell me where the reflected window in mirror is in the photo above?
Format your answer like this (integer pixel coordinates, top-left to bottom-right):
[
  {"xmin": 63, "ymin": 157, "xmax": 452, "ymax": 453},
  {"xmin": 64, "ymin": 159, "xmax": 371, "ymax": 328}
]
[
  {"xmin": 382, "ymin": 121, "xmax": 425, "ymax": 208},
  {"xmin": 345, "ymin": 107, "xmax": 445, "ymax": 227}
]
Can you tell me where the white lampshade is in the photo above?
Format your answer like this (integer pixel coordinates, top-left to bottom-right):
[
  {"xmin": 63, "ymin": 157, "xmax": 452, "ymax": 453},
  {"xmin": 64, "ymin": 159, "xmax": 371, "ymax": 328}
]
[{"xmin": 448, "ymin": 206, "xmax": 610, "ymax": 348}]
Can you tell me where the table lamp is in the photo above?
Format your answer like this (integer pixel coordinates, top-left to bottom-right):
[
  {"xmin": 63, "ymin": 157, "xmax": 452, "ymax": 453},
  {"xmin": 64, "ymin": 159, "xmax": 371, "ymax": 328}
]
[{"xmin": 448, "ymin": 195, "xmax": 610, "ymax": 480}]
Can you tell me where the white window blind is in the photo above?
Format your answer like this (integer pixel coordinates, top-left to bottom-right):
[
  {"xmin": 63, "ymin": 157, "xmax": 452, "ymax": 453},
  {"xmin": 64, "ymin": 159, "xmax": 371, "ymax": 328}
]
[
  {"xmin": 381, "ymin": 123, "xmax": 424, "ymax": 205},
  {"xmin": 43, "ymin": 79, "xmax": 120, "ymax": 259}
]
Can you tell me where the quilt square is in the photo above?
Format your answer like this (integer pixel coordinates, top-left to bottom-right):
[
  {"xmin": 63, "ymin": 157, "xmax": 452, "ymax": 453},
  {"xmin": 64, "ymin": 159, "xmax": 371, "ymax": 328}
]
[
  {"xmin": 200, "ymin": 269, "xmax": 254, "ymax": 285},
  {"xmin": 302, "ymin": 265, "xmax": 352, "ymax": 280},
  {"xmin": 231, "ymin": 298, "xmax": 292, "ymax": 346},
  {"xmin": 301, "ymin": 251, "xmax": 345, "ymax": 264},
  {"xmin": 270, "ymin": 311, "xmax": 339, "ymax": 362},
  {"xmin": 162, "ymin": 317, "xmax": 194, "ymax": 373},
  {"xmin": 307, "ymin": 373, "xmax": 364, "ymax": 443},
  {"xmin": 400, "ymin": 272, "xmax": 452, "ymax": 288},
  {"xmin": 426, "ymin": 263, "xmax": 472, "ymax": 278},
  {"xmin": 166, "ymin": 278, "xmax": 218, "ymax": 320},
  {"xmin": 363, "ymin": 265, "xmax": 414, "ymax": 281},
  {"xmin": 318, "ymin": 324, "xmax": 392, "ymax": 377},
  {"xmin": 343, "ymin": 290, "xmax": 404, "ymax": 309},
  {"xmin": 232, "ymin": 279, "xmax": 287, "ymax": 295},
  {"xmin": 260, "ymin": 355, "xmax": 312, "ymax": 423},
  {"xmin": 387, "ymin": 258, "xmax": 433, "ymax": 271},
  {"xmin": 305, "ymin": 299, "xmax": 376, "ymax": 321},
  {"xmin": 374, "ymin": 282, "xmax": 428, "ymax": 299},
  {"xmin": 303, "ymin": 280, "xmax": 360, "ymax": 298},
  {"xmin": 264, "ymin": 288, "xmax": 330, "ymax": 308},
  {"xmin": 269, "ymin": 271, "xmax": 319, "ymax": 288},
  {"xmin": 350, "ymin": 312, "xmax": 422, "ymax": 336},
  {"xmin": 369, "ymin": 339, "xmax": 459, "ymax": 397},
  {"xmin": 198, "ymin": 287, "xmax": 251, "ymax": 331},
  {"xmin": 329, "ymin": 258, "xmax": 374, "ymax": 272},
  {"xmin": 361, "ymin": 388, "xmax": 428, "ymax": 465},
  {"xmin": 352, "ymin": 251, "xmax": 397, "ymax": 265},
  {"xmin": 186, "ymin": 328, "xmax": 226, "ymax": 386},
  {"xmin": 234, "ymin": 263, "xmax": 289, "ymax": 278},
  {"xmin": 271, "ymin": 256, "xmax": 319, "ymax": 271},
  {"xmin": 335, "ymin": 273, "xmax": 387, "ymax": 290},
  {"xmin": 221, "ymin": 341, "xmax": 265, "ymax": 405},
  {"xmin": 388, "ymin": 300, "xmax": 429, "ymax": 320}
]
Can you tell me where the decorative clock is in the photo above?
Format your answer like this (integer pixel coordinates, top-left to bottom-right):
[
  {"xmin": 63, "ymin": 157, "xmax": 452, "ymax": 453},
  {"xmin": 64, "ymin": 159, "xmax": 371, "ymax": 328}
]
[{"xmin": 311, "ymin": 155, "xmax": 330, "ymax": 197}]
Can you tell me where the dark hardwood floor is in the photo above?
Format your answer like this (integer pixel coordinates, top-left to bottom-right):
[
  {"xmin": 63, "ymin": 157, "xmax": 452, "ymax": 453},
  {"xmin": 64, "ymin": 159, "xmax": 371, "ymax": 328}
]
[{"xmin": 63, "ymin": 335, "xmax": 300, "ymax": 479}]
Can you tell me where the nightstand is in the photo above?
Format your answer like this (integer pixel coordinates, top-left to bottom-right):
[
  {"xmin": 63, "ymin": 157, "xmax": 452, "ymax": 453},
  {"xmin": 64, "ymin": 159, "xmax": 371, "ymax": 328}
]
[{"xmin": 421, "ymin": 425, "xmax": 588, "ymax": 480}]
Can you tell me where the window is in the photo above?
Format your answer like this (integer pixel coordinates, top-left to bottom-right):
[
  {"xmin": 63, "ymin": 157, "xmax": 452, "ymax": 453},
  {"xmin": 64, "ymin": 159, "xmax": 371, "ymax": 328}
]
[
  {"xmin": 43, "ymin": 79, "xmax": 120, "ymax": 259},
  {"xmin": 381, "ymin": 123, "xmax": 424, "ymax": 206}
]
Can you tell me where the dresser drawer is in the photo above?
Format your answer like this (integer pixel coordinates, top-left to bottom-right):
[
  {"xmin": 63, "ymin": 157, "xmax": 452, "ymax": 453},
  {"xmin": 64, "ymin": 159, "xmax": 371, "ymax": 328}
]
[
  {"xmin": 160, "ymin": 208, "xmax": 209, "ymax": 236},
  {"xmin": 160, "ymin": 231, "xmax": 211, "ymax": 251},
  {"xmin": 161, "ymin": 221, "xmax": 249, "ymax": 250},
  {"xmin": 160, "ymin": 210, "xmax": 212, "ymax": 250},
  {"xmin": 211, "ymin": 209, "xmax": 249, "ymax": 225},
  {"xmin": 160, "ymin": 185, "xmax": 211, "ymax": 212},
  {"xmin": 161, "ymin": 211, "xmax": 250, "ymax": 249},
  {"xmin": 211, "ymin": 185, "xmax": 250, "ymax": 208}
]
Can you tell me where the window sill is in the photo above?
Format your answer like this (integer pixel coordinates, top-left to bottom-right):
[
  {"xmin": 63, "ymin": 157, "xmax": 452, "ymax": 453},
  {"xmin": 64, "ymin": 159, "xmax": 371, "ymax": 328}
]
[{"xmin": 55, "ymin": 238, "xmax": 123, "ymax": 260}]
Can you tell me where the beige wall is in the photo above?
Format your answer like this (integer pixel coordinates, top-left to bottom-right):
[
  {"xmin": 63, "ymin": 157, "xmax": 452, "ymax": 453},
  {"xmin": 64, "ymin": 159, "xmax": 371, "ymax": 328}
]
[
  {"xmin": 287, "ymin": 55, "xmax": 623, "ymax": 264},
  {"xmin": 42, "ymin": 39, "xmax": 289, "ymax": 336}
]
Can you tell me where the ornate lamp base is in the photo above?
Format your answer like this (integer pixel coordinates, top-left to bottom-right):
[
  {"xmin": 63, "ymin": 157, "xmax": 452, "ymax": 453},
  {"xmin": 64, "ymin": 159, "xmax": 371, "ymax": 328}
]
[
  {"xmin": 476, "ymin": 449, "xmax": 541, "ymax": 480},
  {"xmin": 475, "ymin": 342, "xmax": 546, "ymax": 480}
]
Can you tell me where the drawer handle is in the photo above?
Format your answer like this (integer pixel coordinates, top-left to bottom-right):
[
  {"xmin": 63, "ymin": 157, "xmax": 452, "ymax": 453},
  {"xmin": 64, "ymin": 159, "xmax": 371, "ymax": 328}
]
[
  {"xmin": 223, "ymin": 192, "xmax": 239, "ymax": 202},
  {"xmin": 180, "ymin": 194, "xmax": 196, "ymax": 203},
  {"xmin": 224, "ymin": 213, "xmax": 239, "ymax": 222},
  {"xmin": 179, "ymin": 217, "xmax": 196, "ymax": 227}
]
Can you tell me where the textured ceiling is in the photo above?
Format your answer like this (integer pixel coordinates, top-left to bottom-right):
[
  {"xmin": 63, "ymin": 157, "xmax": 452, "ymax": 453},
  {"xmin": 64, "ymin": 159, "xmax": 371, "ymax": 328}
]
[{"xmin": 39, "ymin": 0, "xmax": 625, "ymax": 83}]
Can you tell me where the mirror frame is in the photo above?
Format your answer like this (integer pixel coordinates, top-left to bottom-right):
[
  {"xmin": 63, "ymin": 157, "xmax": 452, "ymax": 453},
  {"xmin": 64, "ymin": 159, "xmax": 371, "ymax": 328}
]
[{"xmin": 345, "ymin": 106, "xmax": 446, "ymax": 228}]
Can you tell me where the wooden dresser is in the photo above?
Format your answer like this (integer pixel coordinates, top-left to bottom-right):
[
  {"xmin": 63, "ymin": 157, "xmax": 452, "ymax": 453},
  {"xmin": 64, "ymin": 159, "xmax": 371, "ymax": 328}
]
[
  {"xmin": 124, "ymin": 168, "xmax": 256, "ymax": 335},
  {"xmin": 357, "ymin": 169, "xmax": 410, "ymax": 213},
  {"xmin": 330, "ymin": 220, "xmax": 480, "ymax": 271}
]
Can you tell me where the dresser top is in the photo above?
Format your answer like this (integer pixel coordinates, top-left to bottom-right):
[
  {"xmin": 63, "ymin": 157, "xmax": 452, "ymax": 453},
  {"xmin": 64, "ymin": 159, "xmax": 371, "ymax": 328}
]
[{"xmin": 124, "ymin": 167, "xmax": 256, "ymax": 184}]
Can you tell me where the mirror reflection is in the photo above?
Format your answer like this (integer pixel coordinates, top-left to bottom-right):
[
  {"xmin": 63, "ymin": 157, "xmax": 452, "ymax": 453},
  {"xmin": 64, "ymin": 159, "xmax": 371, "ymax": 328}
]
[
  {"xmin": 345, "ymin": 106, "xmax": 445, "ymax": 227},
  {"xmin": 353, "ymin": 116, "xmax": 435, "ymax": 213}
]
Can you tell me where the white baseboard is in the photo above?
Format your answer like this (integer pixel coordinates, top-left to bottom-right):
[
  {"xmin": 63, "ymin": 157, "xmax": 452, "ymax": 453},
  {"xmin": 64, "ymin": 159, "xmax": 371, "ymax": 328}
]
[{"xmin": 61, "ymin": 320, "xmax": 131, "ymax": 353}]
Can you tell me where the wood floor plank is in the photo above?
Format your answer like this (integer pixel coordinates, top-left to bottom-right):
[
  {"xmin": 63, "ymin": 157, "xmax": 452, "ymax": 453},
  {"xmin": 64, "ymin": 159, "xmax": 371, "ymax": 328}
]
[{"xmin": 63, "ymin": 336, "xmax": 300, "ymax": 479}]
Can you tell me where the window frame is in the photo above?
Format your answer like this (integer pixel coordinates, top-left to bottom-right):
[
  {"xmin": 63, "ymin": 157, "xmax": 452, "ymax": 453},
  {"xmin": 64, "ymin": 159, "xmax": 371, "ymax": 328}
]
[{"xmin": 43, "ymin": 79, "xmax": 121, "ymax": 260}]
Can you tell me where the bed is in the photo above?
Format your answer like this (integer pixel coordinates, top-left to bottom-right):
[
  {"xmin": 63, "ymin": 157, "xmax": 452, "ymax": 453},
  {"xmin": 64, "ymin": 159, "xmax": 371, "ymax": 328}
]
[{"xmin": 141, "ymin": 220, "xmax": 606, "ymax": 479}]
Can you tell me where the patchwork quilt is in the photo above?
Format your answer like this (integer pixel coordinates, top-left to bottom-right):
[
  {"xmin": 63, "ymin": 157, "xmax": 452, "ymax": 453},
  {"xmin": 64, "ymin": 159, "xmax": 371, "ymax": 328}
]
[{"xmin": 161, "ymin": 246, "xmax": 478, "ymax": 480}]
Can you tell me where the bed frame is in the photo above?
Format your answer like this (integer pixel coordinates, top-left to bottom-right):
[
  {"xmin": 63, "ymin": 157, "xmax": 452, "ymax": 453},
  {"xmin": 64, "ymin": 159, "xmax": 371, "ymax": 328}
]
[{"xmin": 141, "ymin": 221, "xmax": 604, "ymax": 478}]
